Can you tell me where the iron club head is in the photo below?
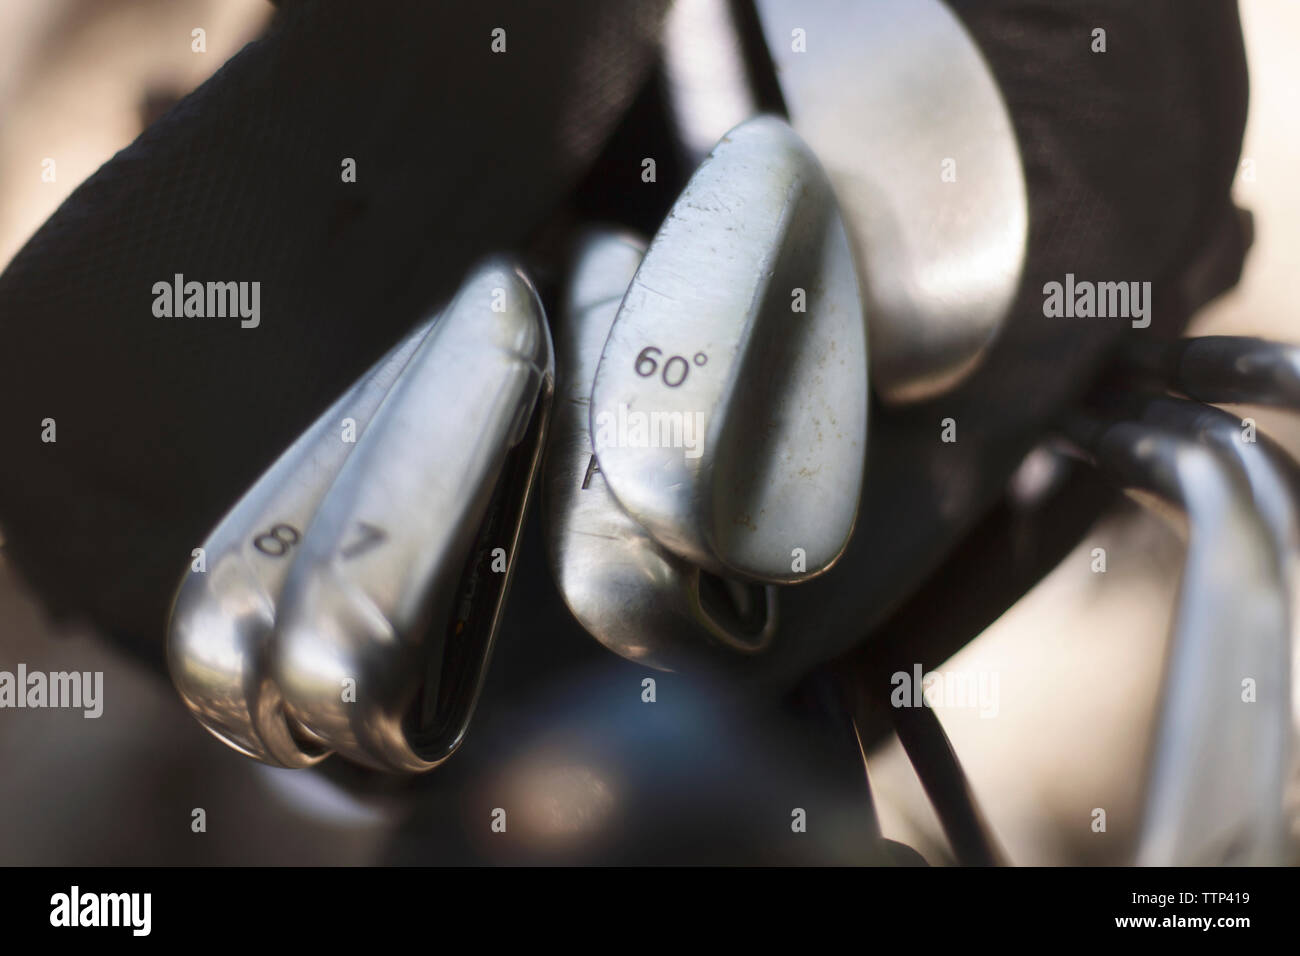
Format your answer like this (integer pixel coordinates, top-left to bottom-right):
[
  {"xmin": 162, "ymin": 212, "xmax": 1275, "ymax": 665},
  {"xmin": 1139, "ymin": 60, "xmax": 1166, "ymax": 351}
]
[
  {"xmin": 589, "ymin": 115, "xmax": 868, "ymax": 585},
  {"xmin": 543, "ymin": 228, "xmax": 778, "ymax": 672},
  {"xmin": 167, "ymin": 319, "xmax": 433, "ymax": 768},
  {"xmin": 271, "ymin": 257, "xmax": 554, "ymax": 773}
]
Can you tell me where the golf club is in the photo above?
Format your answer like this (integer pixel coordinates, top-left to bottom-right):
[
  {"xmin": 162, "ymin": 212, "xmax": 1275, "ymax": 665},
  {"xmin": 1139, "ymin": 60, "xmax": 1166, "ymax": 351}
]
[
  {"xmin": 1062, "ymin": 411, "xmax": 1290, "ymax": 865},
  {"xmin": 167, "ymin": 319, "xmax": 434, "ymax": 768},
  {"xmin": 662, "ymin": 0, "xmax": 1028, "ymax": 402},
  {"xmin": 590, "ymin": 115, "xmax": 868, "ymax": 585},
  {"xmin": 543, "ymin": 228, "xmax": 777, "ymax": 672},
  {"xmin": 1134, "ymin": 393, "xmax": 1300, "ymax": 742},
  {"xmin": 272, "ymin": 257, "xmax": 554, "ymax": 773}
]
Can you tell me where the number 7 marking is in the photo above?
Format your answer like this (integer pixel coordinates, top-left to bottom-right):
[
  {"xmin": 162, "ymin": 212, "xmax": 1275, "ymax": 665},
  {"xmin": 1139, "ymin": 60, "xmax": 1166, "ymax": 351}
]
[{"xmin": 340, "ymin": 521, "xmax": 387, "ymax": 560}]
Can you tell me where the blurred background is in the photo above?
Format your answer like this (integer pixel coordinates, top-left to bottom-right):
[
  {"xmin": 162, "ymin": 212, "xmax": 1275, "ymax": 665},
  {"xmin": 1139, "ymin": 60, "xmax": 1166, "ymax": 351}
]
[{"xmin": 0, "ymin": 0, "xmax": 1296, "ymax": 865}]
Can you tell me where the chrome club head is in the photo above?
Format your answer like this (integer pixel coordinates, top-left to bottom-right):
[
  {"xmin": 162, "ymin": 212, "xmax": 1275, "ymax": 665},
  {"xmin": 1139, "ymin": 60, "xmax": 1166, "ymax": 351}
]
[
  {"xmin": 272, "ymin": 257, "xmax": 553, "ymax": 773},
  {"xmin": 662, "ymin": 0, "xmax": 1028, "ymax": 403},
  {"xmin": 754, "ymin": 0, "xmax": 1026, "ymax": 402},
  {"xmin": 167, "ymin": 320, "xmax": 433, "ymax": 768},
  {"xmin": 589, "ymin": 116, "xmax": 868, "ymax": 585},
  {"xmin": 543, "ymin": 229, "xmax": 778, "ymax": 672}
]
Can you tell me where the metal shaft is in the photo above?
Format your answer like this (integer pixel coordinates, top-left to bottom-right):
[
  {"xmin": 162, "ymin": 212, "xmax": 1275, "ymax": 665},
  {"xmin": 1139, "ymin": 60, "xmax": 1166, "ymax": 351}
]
[{"xmin": 1063, "ymin": 411, "xmax": 1290, "ymax": 865}]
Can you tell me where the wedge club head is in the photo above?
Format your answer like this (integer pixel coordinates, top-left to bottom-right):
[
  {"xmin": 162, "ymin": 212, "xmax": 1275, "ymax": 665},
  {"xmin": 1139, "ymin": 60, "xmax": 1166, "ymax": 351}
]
[
  {"xmin": 167, "ymin": 319, "xmax": 433, "ymax": 768},
  {"xmin": 590, "ymin": 116, "xmax": 868, "ymax": 585},
  {"xmin": 543, "ymin": 228, "xmax": 777, "ymax": 672},
  {"xmin": 272, "ymin": 257, "xmax": 554, "ymax": 773}
]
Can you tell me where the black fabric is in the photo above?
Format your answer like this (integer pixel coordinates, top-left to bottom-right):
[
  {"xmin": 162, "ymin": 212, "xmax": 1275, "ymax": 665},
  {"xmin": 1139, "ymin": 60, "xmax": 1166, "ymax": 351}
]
[
  {"xmin": 0, "ymin": 0, "xmax": 669, "ymax": 667},
  {"xmin": 0, "ymin": 0, "xmax": 1250, "ymax": 687}
]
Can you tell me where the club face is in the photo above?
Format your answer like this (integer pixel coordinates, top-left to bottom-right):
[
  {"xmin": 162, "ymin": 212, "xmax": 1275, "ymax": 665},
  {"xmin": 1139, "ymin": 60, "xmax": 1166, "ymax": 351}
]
[
  {"xmin": 543, "ymin": 229, "xmax": 778, "ymax": 672},
  {"xmin": 1076, "ymin": 418, "xmax": 1290, "ymax": 865},
  {"xmin": 166, "ymin": 321, "xmax": 432, "ymax": 768},
  {"xmin": 590, "ymin": 116, "xmax": 868, "ymax": 585},
  {"xmin": 271, "ymin": 258, "xmax": 554, "ymax": 772}
]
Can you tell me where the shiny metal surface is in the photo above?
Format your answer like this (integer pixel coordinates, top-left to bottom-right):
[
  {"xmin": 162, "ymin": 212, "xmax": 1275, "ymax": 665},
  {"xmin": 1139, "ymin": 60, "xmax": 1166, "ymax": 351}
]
[
  {"xmin": 660, "ymin": 0, "xmax": 759, "ymax": 168},
  {"xmin": 167, "ymin": 321, "xmax": 433, "ymax": 768},
  {"xmin": 272, "ymin": 258, "xmax": 553, "ymax": 772},
  {"xmin": 1137, "ymin": 396, "xmax": 1300, "ymax": 807},
  {"xmin": 1128, "ymin": 335, "xmax": 1300, "ymax": 408},
  {"xmin": 1065, "ymin": 413, "xmax": 1290, "ymax": 865},
  {"xmin": 662, "ymin": 0, "xmax": 1027, "ymax": 403},
  {"xmin": 543, "ymin": 229, "xmax": 777, "ymax": 671},
  {"xmin": 756, "ymin": 0, "xmax": 1026, "ymax": 402},
  {"xmin": 1139, "ymin": 395, "xmax": 1300, "ymax": 571},
  {"xmin": 590, "ymin": 116, "xmax": 867, "ymax": 585}
]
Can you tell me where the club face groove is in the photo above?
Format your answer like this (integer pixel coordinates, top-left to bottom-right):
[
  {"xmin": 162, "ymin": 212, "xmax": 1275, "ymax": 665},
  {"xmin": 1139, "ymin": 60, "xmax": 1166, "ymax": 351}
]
[
  {"xmin": 589, "ymin": 117, "xmax": 868, "ymax": 585},
  {"xmin": 270, "ymin": 257, "xmax": 553, "ymax": 773},
  {"xmin": 166, "ymin": 321, "xmax": 433, "ymax": 768},
  {"xmin": 544, "ymin": 229, "xmax": 777, "ymax": 672}
]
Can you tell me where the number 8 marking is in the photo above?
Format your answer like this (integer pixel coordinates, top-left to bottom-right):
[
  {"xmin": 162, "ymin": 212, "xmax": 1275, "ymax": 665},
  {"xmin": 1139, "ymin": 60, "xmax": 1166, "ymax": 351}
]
[{"xmin": 253, "ymin": 523, "xmax": 300, "ymax": 557}]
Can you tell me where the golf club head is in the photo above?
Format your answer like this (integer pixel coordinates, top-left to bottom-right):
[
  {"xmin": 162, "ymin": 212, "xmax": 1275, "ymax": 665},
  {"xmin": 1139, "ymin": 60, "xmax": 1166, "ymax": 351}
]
[
  {"xmin": 272, "ymin": 257, "xmax": 554, "ymax": 773},
  {"xmin": 167, "ymin": 320, "xmax": 434, "ymax": 768},
  {"xmin": 590, "ymin": 115, "xmax": 868, "ymax": 585},
  {"xmin": 662, "ymin": 0, "xmax": 1026, "ymax": 404},
  {"xmin": 1064, "ymin": 413, "xmax": 1290, "ymax": 866},
  {"xmin": 543, "ymin": 228, "xmax": 778, "ymax": 672},
  {"xmin": 753, "ymin": 0, "xmax": 1027, "ymax": 403}
]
